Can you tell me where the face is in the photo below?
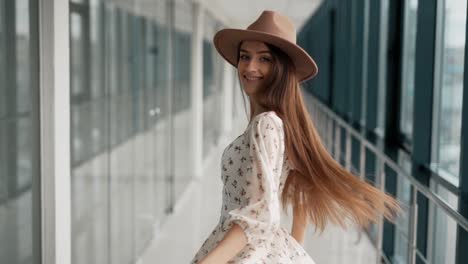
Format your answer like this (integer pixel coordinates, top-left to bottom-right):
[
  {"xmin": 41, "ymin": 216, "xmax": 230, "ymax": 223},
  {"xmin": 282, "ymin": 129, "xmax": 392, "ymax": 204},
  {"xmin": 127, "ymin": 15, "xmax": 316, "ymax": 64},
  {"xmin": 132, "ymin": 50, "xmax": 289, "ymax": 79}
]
[{"xmin": 237, "ymin": 40, "xmax": 274, "ymax": 96}]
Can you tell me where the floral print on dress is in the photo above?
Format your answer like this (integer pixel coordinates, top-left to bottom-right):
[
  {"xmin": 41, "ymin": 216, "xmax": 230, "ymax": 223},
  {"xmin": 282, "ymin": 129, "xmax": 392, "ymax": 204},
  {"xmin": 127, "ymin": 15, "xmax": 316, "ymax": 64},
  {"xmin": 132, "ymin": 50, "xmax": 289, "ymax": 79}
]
[{"xmin": 190, "ymin": 111, "xmax": 316, "ymax": 264}]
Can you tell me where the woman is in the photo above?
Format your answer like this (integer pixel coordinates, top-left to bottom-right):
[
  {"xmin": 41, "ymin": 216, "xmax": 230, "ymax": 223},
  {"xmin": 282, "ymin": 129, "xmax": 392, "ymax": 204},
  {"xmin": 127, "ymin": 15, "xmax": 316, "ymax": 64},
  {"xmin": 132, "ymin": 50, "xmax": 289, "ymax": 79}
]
[{"xmin": 191, "ymin": 10, "xmax": 403, "ymax": 264}]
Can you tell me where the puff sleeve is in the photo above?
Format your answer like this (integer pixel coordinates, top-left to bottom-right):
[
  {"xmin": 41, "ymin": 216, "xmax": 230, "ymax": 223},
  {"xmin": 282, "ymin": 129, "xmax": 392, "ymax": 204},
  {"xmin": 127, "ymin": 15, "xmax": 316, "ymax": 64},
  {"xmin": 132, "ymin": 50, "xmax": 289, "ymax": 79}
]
[{"xmin": 225, "ymin": 113, "xmax": 284, "ymax": 245}]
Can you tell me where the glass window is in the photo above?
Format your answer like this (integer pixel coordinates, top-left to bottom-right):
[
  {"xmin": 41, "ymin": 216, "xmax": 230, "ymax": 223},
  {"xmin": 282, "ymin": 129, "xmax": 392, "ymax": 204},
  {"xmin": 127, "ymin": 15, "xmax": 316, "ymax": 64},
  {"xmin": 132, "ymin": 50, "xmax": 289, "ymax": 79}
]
[
  {"xmin": 0, "ymin": 0, "xmax": 5, "ymax": 120},
  {"xmin": 15, "ymin": 0, "xmax": 32, "ymax": 114},
  {"xmin": 393, "ymin": 157, "xmax": 412, "ymax": 263},
  {"xmin": 202, "ymin": 12, "xmax": 222, "ymax": 157},
  {"xmin": 71, "ymin": 13, "xmax": 86, "ymax": 99},
  {"xmin": 203, "ymin": 40, "xmax": 214, "ymax": 99},
  {"xmin": 429, "ymin": 181, "xmax": 458, "ymax": 264},
  {"xmin": 173, "ymin": 0, "xmax": 192, "ymax": 114},
  {"xmin": 361, "ymin": 0, "xmax": 370, "ymax": 126},
  {"xmin": 376, "ymin": 0, "xmax": 389, "ymax": 137},
  {"xmin": 173, "ymin": 0, "xmax": 193, "ymax": 200},
  {"xmin": 70, "ymin": 1, "xmax": 171, "ymax": 263},
  {"xmin": 150, "ymin": 1, "xmax": 170, "ymax": 223},
  {"xmin": 0, "ymin": 0, "xmax": 41, "ymax": 263},
  {"xmin": 431, "ymin": 0, "xmax": 467, "ymax": 185},
  {"xmin": 399, "ymin": 0, "xmax": 418, "ymax": 142},
  {"xmin": 70, "ymin": 1, "xmax": 111, "ymax": 263}
]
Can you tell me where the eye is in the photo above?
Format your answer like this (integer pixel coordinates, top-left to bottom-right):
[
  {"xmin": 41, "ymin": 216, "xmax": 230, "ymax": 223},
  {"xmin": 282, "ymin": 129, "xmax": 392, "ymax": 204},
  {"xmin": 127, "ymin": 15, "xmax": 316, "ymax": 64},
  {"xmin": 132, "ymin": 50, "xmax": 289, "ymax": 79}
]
[
  {"xmin": 240, "ymin": 54, "xmax": 249, "ymax": 60},
  {"xmin": 260, "ymin": 56, "xmax": 271, "ymax": 62}
]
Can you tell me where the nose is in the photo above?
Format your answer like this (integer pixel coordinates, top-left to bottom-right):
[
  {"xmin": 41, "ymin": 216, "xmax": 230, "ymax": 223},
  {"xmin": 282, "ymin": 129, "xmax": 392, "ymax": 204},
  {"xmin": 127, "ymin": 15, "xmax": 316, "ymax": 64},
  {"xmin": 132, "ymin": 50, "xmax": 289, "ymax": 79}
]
[{"xmin": 245, "ymin": 58, "xmax": 259, "ymax": 72}]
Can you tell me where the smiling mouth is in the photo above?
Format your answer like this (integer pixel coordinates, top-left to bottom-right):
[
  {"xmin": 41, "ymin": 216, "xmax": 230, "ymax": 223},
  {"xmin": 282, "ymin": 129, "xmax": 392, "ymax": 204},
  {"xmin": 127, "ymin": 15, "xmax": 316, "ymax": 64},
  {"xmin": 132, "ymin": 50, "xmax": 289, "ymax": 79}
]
[{"xmin": 244, "ymin": 75, "xmax": 263, "ymax": 81}]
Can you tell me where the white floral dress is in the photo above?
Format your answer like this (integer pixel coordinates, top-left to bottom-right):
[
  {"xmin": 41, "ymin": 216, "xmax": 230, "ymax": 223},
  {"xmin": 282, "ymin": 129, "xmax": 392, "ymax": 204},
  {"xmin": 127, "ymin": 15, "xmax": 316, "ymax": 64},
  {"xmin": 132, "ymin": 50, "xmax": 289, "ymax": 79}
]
[{"xmin": 190, "ymin": 111, "xmax": 316, "ymax": 264}]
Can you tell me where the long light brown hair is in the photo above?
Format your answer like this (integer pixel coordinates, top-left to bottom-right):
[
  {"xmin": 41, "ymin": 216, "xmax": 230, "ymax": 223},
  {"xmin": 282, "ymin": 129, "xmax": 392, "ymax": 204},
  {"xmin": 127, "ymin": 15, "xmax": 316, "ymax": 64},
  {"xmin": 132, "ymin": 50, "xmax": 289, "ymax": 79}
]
[{"xmin": 236, "ymin": 41, "xmax": 404, "ymax": 234}]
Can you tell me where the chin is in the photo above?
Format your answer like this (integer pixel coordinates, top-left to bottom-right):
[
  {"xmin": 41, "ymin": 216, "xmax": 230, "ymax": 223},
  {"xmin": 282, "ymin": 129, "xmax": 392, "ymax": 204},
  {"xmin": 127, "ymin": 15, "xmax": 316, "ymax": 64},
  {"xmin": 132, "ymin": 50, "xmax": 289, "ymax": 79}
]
[
  {"xmin": 244, "ymin": 83, "xmax": 266, "ymax": 94},
  {"xmin": 242, "ymin": 87, "xmax": 257, "ymax": 96}
]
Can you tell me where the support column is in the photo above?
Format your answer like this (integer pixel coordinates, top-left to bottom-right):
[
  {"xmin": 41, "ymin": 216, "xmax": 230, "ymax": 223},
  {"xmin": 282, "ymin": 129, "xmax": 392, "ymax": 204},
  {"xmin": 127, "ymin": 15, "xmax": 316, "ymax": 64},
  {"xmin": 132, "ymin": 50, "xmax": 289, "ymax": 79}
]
[
  {"xmin": 191, "ymin": 1, "xmax": 204, "ymax": 178},
  {"xmin": 39, "ymin": 0, "xmax": 71, "ymax": 264},
  {"xmin": 412, "ymin": 1, "xmax": 437, "ymax": 262}
]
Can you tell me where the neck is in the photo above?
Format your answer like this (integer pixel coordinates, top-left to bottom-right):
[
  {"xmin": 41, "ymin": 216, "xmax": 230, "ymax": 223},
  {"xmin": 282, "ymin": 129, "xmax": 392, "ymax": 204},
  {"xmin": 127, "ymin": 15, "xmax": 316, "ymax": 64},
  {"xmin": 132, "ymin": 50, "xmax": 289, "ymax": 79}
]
[{"xmin": 249, "ymin": 97, "xmax": 268, "ymax": 116}]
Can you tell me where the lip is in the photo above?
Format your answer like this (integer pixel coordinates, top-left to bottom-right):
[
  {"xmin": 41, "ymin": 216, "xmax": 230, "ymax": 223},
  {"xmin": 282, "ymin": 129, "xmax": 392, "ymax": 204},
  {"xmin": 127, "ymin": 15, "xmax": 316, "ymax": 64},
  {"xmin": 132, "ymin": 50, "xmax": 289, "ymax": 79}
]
[{"xmin": 244, "ymin": 75, "xmax": 263, "ymax": 82}]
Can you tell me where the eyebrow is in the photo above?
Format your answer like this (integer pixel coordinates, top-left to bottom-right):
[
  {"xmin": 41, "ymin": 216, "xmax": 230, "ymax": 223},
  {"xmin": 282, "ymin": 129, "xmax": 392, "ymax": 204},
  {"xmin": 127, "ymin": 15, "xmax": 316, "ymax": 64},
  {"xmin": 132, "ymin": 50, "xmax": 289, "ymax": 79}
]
[{"xmin": 239, "ymin": 49, "xmax": 271, "ymax": 54}]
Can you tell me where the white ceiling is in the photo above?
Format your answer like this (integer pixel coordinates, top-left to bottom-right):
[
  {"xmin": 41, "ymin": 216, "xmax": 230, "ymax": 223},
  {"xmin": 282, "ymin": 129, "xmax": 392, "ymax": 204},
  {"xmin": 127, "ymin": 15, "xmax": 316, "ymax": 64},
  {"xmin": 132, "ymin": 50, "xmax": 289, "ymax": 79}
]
[
  {"xmin": 201, "ymin": 0, "xmax": 323, "ymax": 32},
  {"xmin": 108, "ymin": 0, "xmax": 323, "ymax": 32}
]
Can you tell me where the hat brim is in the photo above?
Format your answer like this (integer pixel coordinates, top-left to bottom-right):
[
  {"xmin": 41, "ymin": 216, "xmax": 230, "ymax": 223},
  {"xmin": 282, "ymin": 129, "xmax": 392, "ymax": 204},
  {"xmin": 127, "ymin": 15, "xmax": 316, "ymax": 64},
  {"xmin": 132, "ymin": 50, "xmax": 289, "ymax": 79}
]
[{"xmin": 213, "ymin": 28, "xmax": 318, "ymax": 83}]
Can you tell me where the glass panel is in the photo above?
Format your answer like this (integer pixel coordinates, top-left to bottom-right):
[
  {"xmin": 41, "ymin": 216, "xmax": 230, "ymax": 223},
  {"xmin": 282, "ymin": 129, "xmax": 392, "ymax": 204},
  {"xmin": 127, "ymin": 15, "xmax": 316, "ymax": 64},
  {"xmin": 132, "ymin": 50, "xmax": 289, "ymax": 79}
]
[
  {"xmin": 0, "ymin": 0, "xmax": 5, "ymax": 119},
  {"xmin": 152, "ymin": 11, "xmax": 170, "ymax": 223},
  {"xmin": 71, "ymin": 13, "xmax": 84, "ymax": 98},
  {"xmin": 399, "ymin": 0, "xmax": 418, "ymax": 141},
  {"xmin": 147, "ymin": 1, "xmax": 172, "ymax": 223},
  {"xmin": 394, "ymin": 231, "xmax": 410, "ymax": 264},
  {"xmin": 15, "ymin": 0, "xmax": 31, "ymax": 114},
  {"xmin": 232, "ymin": 67, "xmax": 237, "ymax": 119},
  {"xmin": 0, "ymin": 0, "xmax": 40, "ymax": 263},
  {"xmin": 431, "ymin": 0, "xmax": 467, "ymax": 184},
  {"xmin": 203, "ymin": 13, "xmax": 223, "ymax": 158},
  {"xmin": 173, "ymin": 0, "xmax": 191, "ymax": 114},
  {"xmin": 203, "ymin": 40, "xmax": 214, "ymax": 99},
  {"xmin": 108, "ymin": 9, "xmax": 134, "ymax": 264},
  {"xmin": 89, "ymin": 0, "xmax": 106, "ymax": 154},
  {"xmin": 429, "ymin": 182, "xmax": 458, "ymax": 264},
  {"xmin": 70, "ymin": 0, "xmax": 110, "ymax": 263},
  {"xmin": 70, "ymin": 1, "xmax": 170, "ymax": 263},
  {"xmin": 132, "ymin": 15, "xmax": 155, "ymax": 254},
  {"xmin": 393, "ymin": 172, "xmax": 412, "ymax": 262},
  {"xmin": 203, "ymin": 12, "xmax": 214, "ymax": 157},
  {"xmin": 376, "ymin": 0, "xmax": 389, "ymax": 137},
  {"xmin": 173, "ymin": 0, "xmax": 193, "ymax": 200}
]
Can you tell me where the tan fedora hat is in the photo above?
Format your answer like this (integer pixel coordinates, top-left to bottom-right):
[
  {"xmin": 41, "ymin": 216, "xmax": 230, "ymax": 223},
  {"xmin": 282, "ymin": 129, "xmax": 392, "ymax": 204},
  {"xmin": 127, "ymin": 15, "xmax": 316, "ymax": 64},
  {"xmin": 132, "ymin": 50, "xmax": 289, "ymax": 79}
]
[{"xmin": 213, "ymin": 10, "xmax": 318, "ymax": 83}]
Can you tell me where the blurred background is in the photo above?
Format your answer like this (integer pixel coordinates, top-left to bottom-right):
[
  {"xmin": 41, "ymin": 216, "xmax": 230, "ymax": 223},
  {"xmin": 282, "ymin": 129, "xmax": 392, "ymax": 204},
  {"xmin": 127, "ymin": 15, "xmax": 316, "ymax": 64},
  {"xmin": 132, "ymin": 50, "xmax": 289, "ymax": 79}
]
[{"xmin": 1, "ymin": 0, "xmax": 468, "ymax": 263}]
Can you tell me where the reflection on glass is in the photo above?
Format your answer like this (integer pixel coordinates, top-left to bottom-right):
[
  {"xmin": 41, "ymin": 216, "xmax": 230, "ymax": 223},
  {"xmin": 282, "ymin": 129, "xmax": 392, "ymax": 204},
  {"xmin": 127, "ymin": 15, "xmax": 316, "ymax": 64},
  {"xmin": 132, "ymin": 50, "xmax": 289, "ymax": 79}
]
[
  {"xmin": 430, "ymin": 182, "xmax": 458, "ymax": 264},
  {"xmin": 432, "ymin": 0, "xmax": 466, "ymax": 184},
  {"xmin": 70, "ymin": 1, "xmax": 169, "ymax": 263},
  {"xmin": 376, "ymin": 0, "xmax": 389, "ymax": 137},
  {"xmin": 202, "ymin": 12, "xmax": 223, "ymax": 157},
  {"xmin": 399, "ymin": 0, "xmax": 418, "ymax": 141},
  {"xmin": 173, "ymin": 0, "xmax": 193, "ymax": 200},
  {"xmin": 0, "ymin": 1, "xmax": 4, "ymax": 119},
  {"xmin": 393, "ymin": 157, "xmax": 412, "ymax": 263},
  {"xmin": 0, "ymin": 0, "xmax": 40, "ymax": 263},
  {"xmin": 70, "ymin": 1, "xmax": 109, "ymax": 263}
]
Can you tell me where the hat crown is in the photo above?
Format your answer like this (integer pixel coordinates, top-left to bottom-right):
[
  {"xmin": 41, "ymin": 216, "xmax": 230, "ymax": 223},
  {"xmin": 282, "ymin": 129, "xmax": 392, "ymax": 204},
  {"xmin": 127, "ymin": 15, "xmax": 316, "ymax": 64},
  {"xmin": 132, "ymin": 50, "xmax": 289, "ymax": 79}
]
[{"xmin": 246, "ymin": 10, "xmax": 296, "ymax": 44}]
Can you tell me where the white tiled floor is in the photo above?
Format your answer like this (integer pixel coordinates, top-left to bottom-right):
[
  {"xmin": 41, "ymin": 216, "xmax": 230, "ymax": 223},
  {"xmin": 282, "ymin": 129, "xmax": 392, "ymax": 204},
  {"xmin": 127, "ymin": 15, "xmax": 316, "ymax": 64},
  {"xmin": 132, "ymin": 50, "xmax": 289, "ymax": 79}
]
[{"xmin": 138, "ymin": 116, "xmax": 379, "ymax": 264}]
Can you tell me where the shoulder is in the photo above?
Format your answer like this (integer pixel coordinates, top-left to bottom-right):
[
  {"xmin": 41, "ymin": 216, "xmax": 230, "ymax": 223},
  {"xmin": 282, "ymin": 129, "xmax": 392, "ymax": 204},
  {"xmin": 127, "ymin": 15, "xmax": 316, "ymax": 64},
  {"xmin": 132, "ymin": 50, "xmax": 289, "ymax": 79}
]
[
  {"xmin": 250, "ymin": 111, "xmax": 283, "ymax": 135},
  {"xmin": 253, "ymin": 111, "xmax": 283, "ymax": 126}
]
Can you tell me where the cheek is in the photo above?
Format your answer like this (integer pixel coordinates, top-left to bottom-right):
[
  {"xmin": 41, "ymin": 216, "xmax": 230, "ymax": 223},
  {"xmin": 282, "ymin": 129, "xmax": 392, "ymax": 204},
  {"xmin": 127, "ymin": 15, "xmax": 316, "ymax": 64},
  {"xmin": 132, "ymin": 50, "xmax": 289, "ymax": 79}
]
[
  {"xmin": 237, "ymin": 64, "xmax": 245, "ymax": 76},
  {"xmin": 262, "ymin": 65, "xmax": 272, "ymax": 77}
]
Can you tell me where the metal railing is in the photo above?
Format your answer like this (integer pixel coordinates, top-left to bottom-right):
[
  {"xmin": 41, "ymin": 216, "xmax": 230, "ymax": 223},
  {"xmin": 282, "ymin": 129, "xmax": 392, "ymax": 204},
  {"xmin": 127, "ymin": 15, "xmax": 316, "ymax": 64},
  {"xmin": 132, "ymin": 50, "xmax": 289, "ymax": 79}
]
[{"xmin": 308, "ymin": 95, "xmax": 468, "ymax": 264}]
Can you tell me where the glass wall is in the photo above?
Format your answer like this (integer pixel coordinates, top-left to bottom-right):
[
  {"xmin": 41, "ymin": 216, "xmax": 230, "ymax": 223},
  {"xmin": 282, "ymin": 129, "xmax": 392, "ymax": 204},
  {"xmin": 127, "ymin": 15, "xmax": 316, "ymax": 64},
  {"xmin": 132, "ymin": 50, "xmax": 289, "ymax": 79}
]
[
  {"xmin": 393, "ymin": 158, "xmax": 412, "ymax": 263},
  {"xmin": 69, "ymin": 0, "xmax": 170, "ymax": 263},
  {"xmin": 399, "ymin": 0, "xmax": 418, "ymax": 143},
  {"xmin": 429, "ymin": 181, "xmax": 458, "ymax": 264},
  {"xmin": 0, "ymin": 0, "xmax": 41, "ymax": 263},
  {"xmin": 172, "ymin": 0, "xmax": 193, "ymax": 199},
  {"xmin": 431, "ymin": 0, "xmax": 467, "ymax": 185},
  {"xmin": 376, "ymin": 0, "xmax": 390, "ymax": 137},
  {"xmin": 202, "ymin": 11, "xmax": 223, "ymax": 157},
  {"xmin": 232, "ymin": 67, "xmax": 242, "ymax": 120},
  {"xmin": 299, "ymin": 0, "xmax": 468, "ymax": 263}
]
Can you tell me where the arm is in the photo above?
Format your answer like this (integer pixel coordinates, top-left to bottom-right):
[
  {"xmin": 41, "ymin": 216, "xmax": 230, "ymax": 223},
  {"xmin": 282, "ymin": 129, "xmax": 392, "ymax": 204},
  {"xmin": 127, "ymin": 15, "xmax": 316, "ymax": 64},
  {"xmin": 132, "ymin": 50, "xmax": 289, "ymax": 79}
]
[
  {"xmin": 198, "ymin": 223, "xmax": 247, "ymax": 264},
  {"xmin": 291, "ymin": 203, "xmax": 307, "ymax": 245}
]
